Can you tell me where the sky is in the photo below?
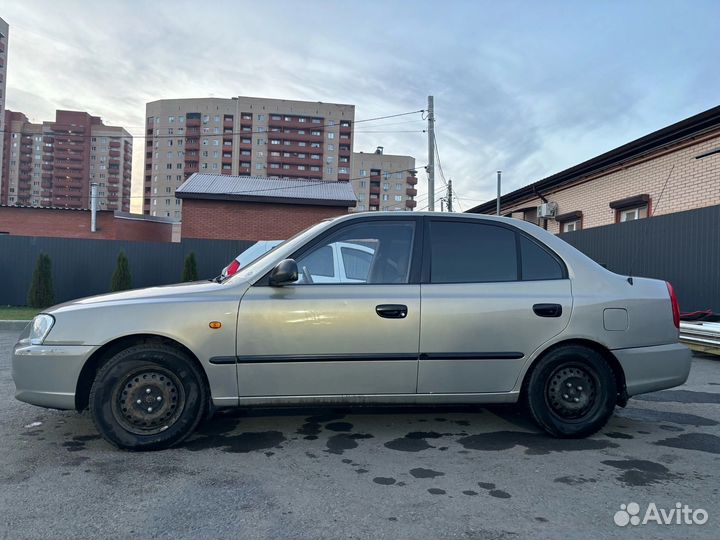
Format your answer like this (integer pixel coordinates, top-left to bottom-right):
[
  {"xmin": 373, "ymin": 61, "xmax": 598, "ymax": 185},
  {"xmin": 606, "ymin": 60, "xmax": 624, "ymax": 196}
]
[{"xmin": 3, "ymin": 0, "xmax": 719, "ymax": 213}]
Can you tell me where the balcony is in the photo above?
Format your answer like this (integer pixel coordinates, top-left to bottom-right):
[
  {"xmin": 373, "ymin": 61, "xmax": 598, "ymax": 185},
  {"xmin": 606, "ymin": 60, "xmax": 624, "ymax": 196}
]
[
  {"xmin": 186, "ymin": 118, "xmax": 201, "ymax": 127},
  {"xmin": 54, "ymin": 150, "xmax": 82, "ymax": 161},
  {"xmin": 107, "ymin": 195, "xmax": 119, "ymax": 202},
  {"xmin": 43, "ymin": 136, "xmax": 54, "ymax": 144},
  {"xmin": 107, "ymin": 176, "xmax": 120, "ymax": 184},
  {"xmin": 274, "ymin": 131, "xmax": 324, "ymax": 143},
  {"xmin": 238, "ymin": 141, "xmax": 253, "ymax": 150},
  {"xmin": 41, "ymin": 190, "xmax": 53, "ymax": 198},
  {"xmin": 405, "ymin": 199, "xmax": 417, "ymax": 209},
  {"xmin": 268, "ymin": 118, "xmax": 322, "ymax": 131},
  {"xmin": 21, "ymin": 135, "xmax": 32, "ymax": 143},
  {"xmin": 272, "ymin": 169, "xmax": 323, "ymax": 180},
  {"xmin": 221, "ymin": 155, "xmax": 233, "ymax": 165},
  {"xmin": 337, "ymin": 173, "xmax": 350, "ymax": 181},
  {"xmin": 109, "ymin": 149, "xmax": 121, "ymax": 158},
  {"xmin": 185, "ymin": 141, "xmax": 200, "ymax": 151},
  {"xmin": 223, "ymin": 118, "xmax": 234, "ymax": 127},
  {"xmin": 406, "ymin": 187, "xmax": 417, "ymax": 197},
  {"xmin": 369, "ymin": 186, "xmax": 381, "ymax": 195},
  {"xmin": 407, "ymin": 176, "xmax": 418, "ymax": 185},
  {"xmin": 184, "ymin": 163, "xmax": 199, "ymax": 174},
  {"xmin": 267, "ymin": 155, "xmax": 318, "ymax": 167},
  {"xmin": 42, "ymin": 164, "xmax": 54, "ymax": 171}
]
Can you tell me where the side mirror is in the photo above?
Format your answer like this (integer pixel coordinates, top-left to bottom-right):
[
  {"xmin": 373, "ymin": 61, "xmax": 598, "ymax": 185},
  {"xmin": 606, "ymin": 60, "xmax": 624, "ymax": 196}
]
[{"xmin": 269, "ymin": 259, "xmax": 299, "ymax": 286}]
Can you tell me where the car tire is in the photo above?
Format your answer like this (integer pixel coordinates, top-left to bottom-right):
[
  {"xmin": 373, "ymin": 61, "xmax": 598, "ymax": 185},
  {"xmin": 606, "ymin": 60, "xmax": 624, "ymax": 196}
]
[
  {"xmin": 525, "ymin": 345, "xmax": 617, "ymax": 438},
  {"xmin": 89, "ymin": 342, "xmax": 207, "ymax": 451}
]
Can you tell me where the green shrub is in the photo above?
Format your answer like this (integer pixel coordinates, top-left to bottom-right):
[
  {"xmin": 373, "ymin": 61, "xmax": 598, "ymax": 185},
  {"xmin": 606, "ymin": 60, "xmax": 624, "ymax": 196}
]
[
  {"xmin": 182, "ymin": 252, "xmax": 199, "ymax": 282},
  {"xmin": 27, "ymin": 253, "xmax": 55, "ymax": 308},
  {"xmin": 110, "ymin": 250, "xmax": 133, "ymax": 291}
]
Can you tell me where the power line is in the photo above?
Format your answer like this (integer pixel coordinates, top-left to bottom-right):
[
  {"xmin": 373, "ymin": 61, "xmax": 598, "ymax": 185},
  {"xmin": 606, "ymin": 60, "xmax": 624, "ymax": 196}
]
[{"xmin": 1, "ymin": 110, "xmax": 426, "ymax": 141}]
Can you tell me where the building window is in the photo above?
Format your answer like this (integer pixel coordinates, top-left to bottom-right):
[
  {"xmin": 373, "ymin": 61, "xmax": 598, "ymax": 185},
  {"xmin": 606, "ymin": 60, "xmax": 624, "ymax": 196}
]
[
  {"xmin": 609, "ymin": 194, "xmax": 650, "ymax": 223},
  {"xmin": 555, "ymin": 210, "xmax": 583, "ymax": 233},
  {"xmin": 563, "ymin": 220, "xmax": 581, "ymax": 232},
  {"xmin": 327, "ymin": 132, "xmax": 335, "ymax": 139}
]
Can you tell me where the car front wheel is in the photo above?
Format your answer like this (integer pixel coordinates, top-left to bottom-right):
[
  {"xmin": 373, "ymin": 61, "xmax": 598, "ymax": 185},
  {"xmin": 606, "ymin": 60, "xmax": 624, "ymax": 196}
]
[
  {"xmin": 89, "ymin": 343, "xmax": 207, "ymax": 450},
  {"xmin": 525, "ymin": 345, "xmax": 617, "ymax": 438}
]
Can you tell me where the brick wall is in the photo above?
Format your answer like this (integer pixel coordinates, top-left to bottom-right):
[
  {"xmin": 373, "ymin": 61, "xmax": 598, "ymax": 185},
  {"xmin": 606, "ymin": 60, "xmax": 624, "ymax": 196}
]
[
  {"xmin": 0, "ymin": 206, "xmax": 172, "ymax": 241},
  {"xmin": 181, "ymin": 199, "xmax": 349, "ymax": 240},
  {"xmin": 495, "ymin": 130, "xmax": 720, "ymax": 234}
]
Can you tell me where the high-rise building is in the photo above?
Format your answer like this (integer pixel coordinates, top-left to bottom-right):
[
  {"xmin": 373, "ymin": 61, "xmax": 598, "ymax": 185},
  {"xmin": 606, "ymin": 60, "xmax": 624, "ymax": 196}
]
[
  {"xmin": 1, "ymin": 110, "xmax": 132, "ymax": 211},
  {"xmin": 0, "ymin": 17, "xmax": 9, "ymax": 199},
  {"xmin": 143, "ymin": 96, "xmax": 355, "ymax": 218},
  {"xmin": 351, "ymin": 147, "xmax": 417, "ymax": 212}
]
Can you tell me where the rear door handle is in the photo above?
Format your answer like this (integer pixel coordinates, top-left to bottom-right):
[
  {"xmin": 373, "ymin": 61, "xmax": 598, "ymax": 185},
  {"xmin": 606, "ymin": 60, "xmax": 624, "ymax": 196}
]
[
  {"xmin": 533, "ymin": 303, "xmax": 562, "ymax": 318},
  {"xmin": 376, "ymin": 304, "xmax": 408, "ymax": 319}
]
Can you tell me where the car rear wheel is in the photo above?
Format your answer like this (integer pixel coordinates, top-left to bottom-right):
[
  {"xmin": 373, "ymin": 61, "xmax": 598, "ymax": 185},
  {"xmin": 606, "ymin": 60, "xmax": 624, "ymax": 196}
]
[
  {"xmin": 525, "ymin": 345, "xmax": 617, "ymax": 438},
  {"xmin": 89, "ymin": 343, "xmax": 207, "ymax": 450}
]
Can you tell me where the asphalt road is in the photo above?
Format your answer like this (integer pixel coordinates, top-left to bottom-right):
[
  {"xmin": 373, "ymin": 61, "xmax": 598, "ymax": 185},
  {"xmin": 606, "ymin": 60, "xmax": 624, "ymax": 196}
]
[{"xmin": 1, "ymin": 328, "xmax": 719, "ymax": 539}]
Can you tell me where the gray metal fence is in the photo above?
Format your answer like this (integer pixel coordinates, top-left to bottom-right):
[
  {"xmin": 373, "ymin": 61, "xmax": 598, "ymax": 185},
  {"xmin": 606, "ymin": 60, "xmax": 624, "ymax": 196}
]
[
  {"xmin": 0, "ymin": 236, "xmax": 255, "ymax": 306},
  {"xmin": 560, "ymin": 204, "xmax": 720, "ymax": 313}
]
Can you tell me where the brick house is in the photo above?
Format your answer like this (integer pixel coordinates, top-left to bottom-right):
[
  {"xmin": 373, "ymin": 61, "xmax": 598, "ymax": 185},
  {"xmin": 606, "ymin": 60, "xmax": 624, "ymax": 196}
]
[
  {"xmin": 468, "ymin": 105, "xmax": 720, "ymax": 232},
  {"xmin": 0, "ymin": 205, "xmax": 175, "ymax": 242},
  {"xmin": 176, "ymin": 174, "xmax": 357, "ymax": 240}
]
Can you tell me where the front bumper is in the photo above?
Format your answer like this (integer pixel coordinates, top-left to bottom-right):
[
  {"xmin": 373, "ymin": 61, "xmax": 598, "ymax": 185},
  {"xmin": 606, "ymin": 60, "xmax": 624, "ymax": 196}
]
[
  {"xmin": 12, "ymin": 342, "xmax": 95, "ymax": 410},
  {"xmin": 613, "ymin": 342, "xmax": 692, "ymax": 397}
]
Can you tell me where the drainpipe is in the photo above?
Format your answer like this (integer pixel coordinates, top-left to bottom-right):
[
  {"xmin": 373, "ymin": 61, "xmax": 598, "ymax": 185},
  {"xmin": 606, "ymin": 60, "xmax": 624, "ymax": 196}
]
[{"xmin": 90, "ymin": 182, "xmax": 98, "ymax": 233}]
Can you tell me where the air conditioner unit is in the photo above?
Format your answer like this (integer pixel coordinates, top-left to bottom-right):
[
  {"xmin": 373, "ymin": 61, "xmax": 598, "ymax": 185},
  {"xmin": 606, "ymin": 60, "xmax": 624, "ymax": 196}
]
[{"xmin": 537, "ymin": 202, "xmax": 558, "ymax": 219}]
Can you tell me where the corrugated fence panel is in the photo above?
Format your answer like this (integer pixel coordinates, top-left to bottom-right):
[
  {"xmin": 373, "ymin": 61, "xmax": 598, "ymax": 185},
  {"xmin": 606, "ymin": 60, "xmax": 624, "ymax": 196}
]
[
  {"xmin": 0, "ymin": 236, "xmax": 254, "ymax": 305},
  {"xmin": 560, "ymin": 204, "xmax": 720, "ymax": 312}
]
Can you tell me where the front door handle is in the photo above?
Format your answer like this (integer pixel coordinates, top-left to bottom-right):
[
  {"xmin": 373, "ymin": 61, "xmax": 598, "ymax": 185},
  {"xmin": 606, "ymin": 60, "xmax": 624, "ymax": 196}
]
[
  {"xmin": 533, "ymin": 303, "xmax": 563, "ymax": 318},
  {"xmin": 376, "ymin": 304, "xmax": 408, "ymax": 319}
]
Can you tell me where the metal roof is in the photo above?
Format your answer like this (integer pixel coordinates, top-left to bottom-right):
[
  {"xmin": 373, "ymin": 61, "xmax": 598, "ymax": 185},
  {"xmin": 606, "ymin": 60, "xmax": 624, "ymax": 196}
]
[
  {"xmin": 467, "ymin": 104, "xmax": 720, "ymax": 214},
  {"xmin": 175, "ymin": 174, "xmax": 357, "ymax": 207}
]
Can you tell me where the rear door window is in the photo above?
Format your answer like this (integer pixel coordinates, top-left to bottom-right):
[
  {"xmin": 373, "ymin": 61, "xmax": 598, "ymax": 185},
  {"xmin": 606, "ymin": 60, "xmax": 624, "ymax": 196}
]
[{"xmin": 429, "ymin": 221, "xmax": 517, "ymax": 283}]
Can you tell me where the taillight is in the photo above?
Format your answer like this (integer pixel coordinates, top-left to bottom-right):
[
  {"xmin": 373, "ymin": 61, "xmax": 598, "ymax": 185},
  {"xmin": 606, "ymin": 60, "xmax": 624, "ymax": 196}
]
[
  {"xmin": 225, "ymin": 259, "xmax": 241, "ymax": 277},
  {"xmin": 666, "ymin": 281, "xmax": 680, "ymax": 329}
]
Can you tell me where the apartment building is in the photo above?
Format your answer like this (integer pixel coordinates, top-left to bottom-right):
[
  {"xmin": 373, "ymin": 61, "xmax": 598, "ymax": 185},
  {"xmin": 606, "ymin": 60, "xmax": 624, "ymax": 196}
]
[
  {"xmin": 469, "ymin": 104, "xmax": 720, "ymax": 233},
  {"xmin": 351, "ymin": 147, "xmax": 417, "ymax": 211},
  {"xmin": 1, "ymin": 110, "xmax": 132, "ymax": 211},
  {"xmin": 144, "ymin": 96, "xmax": 355, "ymax": 219},
  {"xmin": 0, "ymin": 17, "xmax": 8, "ymax": 199}
]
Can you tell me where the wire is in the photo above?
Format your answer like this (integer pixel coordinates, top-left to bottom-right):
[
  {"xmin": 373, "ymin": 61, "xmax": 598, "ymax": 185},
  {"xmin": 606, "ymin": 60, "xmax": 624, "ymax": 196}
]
[
  {"xmin": 2, "ymin": 110, "xmax": 426, "ymax": 141},
  {"xmin": 650, "ymin": 164, "xmax": 675, "ymax": 217}
]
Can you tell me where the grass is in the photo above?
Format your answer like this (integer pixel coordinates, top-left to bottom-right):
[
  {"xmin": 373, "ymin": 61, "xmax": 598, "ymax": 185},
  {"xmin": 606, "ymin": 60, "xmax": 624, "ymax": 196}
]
[{"xmin": 0, "ymin": 306, "xmax": 41, "ymax": 320}]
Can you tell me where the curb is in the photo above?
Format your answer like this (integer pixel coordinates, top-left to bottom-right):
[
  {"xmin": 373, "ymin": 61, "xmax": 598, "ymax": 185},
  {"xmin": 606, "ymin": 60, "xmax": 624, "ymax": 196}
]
[{"xmin": 0, "ymin": 320, "xmax": 30, "ymax": 332}]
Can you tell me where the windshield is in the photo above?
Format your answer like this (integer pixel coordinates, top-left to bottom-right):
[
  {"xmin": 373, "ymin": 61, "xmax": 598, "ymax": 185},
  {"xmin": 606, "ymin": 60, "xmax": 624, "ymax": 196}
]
[{"xmin": 221, "ymin": 221, "xmax": 332, "ymax": 283}]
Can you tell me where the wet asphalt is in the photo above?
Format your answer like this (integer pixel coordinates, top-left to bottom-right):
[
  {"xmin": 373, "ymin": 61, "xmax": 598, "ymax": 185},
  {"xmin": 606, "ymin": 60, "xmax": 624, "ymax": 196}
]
[{"xmin": 1, "ymin": 328, "xmax": 720, "ymax": 539}]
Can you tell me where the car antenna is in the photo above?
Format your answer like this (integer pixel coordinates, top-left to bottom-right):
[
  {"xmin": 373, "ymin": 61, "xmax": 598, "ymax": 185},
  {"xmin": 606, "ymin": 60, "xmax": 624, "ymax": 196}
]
[{"xmin": 627, "ymin": 164, "xmax": 675, "ymax": 286}]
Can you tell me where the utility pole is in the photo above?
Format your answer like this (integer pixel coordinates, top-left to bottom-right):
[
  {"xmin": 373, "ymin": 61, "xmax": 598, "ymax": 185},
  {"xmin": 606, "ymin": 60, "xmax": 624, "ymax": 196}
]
[
  {"xmin": 496, "ymin": 171, "xmax": 502, "ymax": 216},
  {"xmin": 440, "ymin": 199, "xmax": 445, "ymax": 212},
  {"xmin": 447, "ymin": 179, "xmax": 453, "ymax": 213},
  {"xmin": 427, "ymin": 95, "xmax": 435, "ymax": 211}
]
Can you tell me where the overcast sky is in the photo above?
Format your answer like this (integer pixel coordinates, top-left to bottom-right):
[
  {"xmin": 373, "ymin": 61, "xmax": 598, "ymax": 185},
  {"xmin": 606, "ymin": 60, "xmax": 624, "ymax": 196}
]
[{"xmin": 3, "ymin": 0, "xmax": 719, "ymax": 212}]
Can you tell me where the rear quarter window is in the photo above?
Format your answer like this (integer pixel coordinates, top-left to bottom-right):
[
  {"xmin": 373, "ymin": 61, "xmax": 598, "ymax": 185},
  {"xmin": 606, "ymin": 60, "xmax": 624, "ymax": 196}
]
[{"xmin": 519, "ymin": 234, "xmax": 565, "ymax": 280}]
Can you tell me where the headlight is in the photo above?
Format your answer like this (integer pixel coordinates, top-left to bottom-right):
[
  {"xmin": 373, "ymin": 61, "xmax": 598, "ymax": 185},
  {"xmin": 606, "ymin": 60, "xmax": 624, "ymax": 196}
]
[{"xmin": 28, "ymin": 314, "xmax": 55, "ymax": 345}]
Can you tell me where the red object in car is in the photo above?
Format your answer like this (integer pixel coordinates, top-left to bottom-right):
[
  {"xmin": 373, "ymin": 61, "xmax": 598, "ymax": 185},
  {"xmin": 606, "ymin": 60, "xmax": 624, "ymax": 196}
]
[
  {"xmin": 666, "ymin": 281, "xmax": 680, "ymax": 329},
  {"xmin": 225, "ymin": 259, "xmax": 241, "ymax": 277}
]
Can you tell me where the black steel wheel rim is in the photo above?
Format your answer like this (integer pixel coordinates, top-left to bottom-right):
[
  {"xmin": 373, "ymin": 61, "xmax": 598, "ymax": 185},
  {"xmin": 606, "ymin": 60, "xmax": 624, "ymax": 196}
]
[
  {"xmin": 545, "ymin": 362, "xmax": 599, "ymax": 421},
  {"xmin": 111, "ymin": 367, "xmax": 186, "ymax": 435}
]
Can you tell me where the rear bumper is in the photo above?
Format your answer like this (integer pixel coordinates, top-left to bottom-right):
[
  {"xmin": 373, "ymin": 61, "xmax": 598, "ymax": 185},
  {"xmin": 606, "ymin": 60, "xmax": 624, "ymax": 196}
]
[
  {"xmin": 613, "ymin": 342, "xmax": 692, "ymax": 397},
  {"xmin": 12, "ymin": 342, "xmax": 94, "ymax": 410}
]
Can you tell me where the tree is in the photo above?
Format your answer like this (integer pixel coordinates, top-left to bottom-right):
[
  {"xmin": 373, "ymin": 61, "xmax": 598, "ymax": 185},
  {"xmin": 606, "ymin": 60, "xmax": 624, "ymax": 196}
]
[
  {"xmin": 182, "ymin": 252, "xmax": 198, "ymax": 282},
  {"xmin": 110, "ymin": 250, "xmax": 133, "ymax": 291},
  {"xmin": 27, "ymin": 253, "xmax": 55, "ymax": 308}
]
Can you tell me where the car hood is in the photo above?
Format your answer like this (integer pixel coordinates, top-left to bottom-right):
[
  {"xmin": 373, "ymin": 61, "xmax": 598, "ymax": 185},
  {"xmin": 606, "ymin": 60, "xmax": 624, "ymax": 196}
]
[{"xmin": 45, "ymin": 279, "xmax": 249, "ymax": 314}]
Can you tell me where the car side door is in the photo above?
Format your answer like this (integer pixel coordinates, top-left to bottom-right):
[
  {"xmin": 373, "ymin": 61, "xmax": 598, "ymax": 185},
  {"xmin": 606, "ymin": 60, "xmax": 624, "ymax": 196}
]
[
  {"xmin": 418, "ymin": 217, "xmax": 573, "ymax": 394},
  {"xmin": 235, "ymin": 217, "xmax": 422, "ymax": 397}
]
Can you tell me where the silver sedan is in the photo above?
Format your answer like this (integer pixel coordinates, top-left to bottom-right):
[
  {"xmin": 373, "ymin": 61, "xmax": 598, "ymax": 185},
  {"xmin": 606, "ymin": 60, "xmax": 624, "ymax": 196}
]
[{"xmin": 12, "ymin": 212, "xmax": 691, "ymax": 450}]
